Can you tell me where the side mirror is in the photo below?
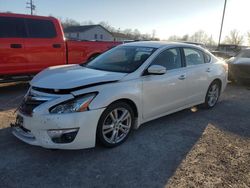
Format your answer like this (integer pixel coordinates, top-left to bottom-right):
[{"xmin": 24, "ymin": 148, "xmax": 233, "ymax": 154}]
[{"xmin": 147, "ymin": 65, "xmax": 166, "ymax": 75}]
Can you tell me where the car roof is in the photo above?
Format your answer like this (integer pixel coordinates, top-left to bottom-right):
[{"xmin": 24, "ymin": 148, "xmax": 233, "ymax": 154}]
[{"xmin": 122, "ymin": 41, "xmax": 205, "ymax": 50}]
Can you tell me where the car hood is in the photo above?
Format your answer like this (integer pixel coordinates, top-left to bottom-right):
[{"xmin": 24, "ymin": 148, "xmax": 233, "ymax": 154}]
[{"xmin": 30, "ymin": 64, "xmax": 127, "ymax": 90}]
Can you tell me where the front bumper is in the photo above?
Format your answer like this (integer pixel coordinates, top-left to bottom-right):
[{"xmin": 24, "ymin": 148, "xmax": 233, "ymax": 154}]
[{"xmin": 12, "ymin": 108, "xmax": 105, "ymax": 150}]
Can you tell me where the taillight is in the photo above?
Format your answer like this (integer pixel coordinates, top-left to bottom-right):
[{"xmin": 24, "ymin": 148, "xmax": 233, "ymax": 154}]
[{"xmin": 222, "ymin": 62, "xmax": 228, "ymax": 72}]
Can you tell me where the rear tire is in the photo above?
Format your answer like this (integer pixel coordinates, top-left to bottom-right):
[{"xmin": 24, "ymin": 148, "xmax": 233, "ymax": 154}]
[
  {"xmin": 96, "ymin": 102, "xmax": 134, "ymax": 148},
  {"xmin": 202, "ymin": 81, "xmax": 221, "ymax": 109}
]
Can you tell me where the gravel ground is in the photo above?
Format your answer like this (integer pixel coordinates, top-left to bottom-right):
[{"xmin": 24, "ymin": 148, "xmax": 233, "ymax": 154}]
[
  {"xmin": 0, "ymin": 82, "xmax": 249, "ymax": 188},
  {"xmin": 166, "ymin": 125, "xmax": 250, "ymax": 188},
  {"xmin": 0, "ymin": 82, "xmax": 29, "ymax": 129}
]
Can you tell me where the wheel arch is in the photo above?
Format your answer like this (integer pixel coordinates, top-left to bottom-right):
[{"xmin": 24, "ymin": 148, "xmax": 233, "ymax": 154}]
[
  {"xmin": 103, "ymin": 98, "xmax": 140, "ymax": 129},
  {"xmin": 211, "ymin": 78, "xmax": 222, "ymax": 92},
  {"xmin": 107, "ymin": 98, "xmax": 139, "ymax": 118}
]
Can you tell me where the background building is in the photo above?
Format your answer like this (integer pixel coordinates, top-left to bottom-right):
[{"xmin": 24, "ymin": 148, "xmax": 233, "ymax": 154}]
[
  {"xmin": 64, "ymin": 25, "xmax": 133, "ymax": 41},
  {"xmin": 64, "ymin": 25, "xmax": 113, "ymax": 41}
]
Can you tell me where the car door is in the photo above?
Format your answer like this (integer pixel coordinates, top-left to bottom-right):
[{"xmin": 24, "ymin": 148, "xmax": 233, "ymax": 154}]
[
  {"xmin": 0, "ymin": 16, "xmax": 27, "ymax": 76},
  {"xmin": 24, "ymin": 18, "xmax": 66, "ymax": 74},
  {"xmin": 182, "ymin": 48, "xmax": 211, "ymax": 104},
  {"xmin": 142, "ymin": 48, "xmax": 187, "ymax": 120}
]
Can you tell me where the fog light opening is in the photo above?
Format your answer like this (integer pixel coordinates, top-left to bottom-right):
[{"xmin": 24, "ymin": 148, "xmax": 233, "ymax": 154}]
[{"xmin": 47, "ymin": 128, "xmax": 79, "ymax": 144}]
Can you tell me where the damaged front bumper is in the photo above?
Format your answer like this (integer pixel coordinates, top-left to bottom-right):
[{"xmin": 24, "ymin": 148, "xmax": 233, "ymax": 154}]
[{"xmin": 11, "ymin": 108, "xmax": 105, "ymax": 150}]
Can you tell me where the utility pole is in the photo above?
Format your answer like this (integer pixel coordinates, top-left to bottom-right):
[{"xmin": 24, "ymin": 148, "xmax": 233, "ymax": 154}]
[
  {"xmin": 218, "ymin": 0, "xmax": 227, "ymax": 47},
  {"xmin": 26, "ymin": 0, "xmax": 36, "ymax": 15}
]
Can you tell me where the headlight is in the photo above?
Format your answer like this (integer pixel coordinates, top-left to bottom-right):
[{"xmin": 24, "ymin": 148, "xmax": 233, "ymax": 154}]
[{"xmin": 50, "ymin": 93, "xmax": 96, "ymax": 114}]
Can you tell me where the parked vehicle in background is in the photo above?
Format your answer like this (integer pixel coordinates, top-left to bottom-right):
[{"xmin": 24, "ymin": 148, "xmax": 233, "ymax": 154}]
[
  {"xmin": 11, "ymin": 41, "xmax": 228, "ymax": 149},
  {"xmin": 227, "ymin": 48, "xmax": 250, "ymax": 83},
  {"xmin": 211, "ymin": 44, "xmax": 241, "ymax": 60},
  {"xmin": 0, "ymin": 13, "xmax": 121, "ymax": 82}
]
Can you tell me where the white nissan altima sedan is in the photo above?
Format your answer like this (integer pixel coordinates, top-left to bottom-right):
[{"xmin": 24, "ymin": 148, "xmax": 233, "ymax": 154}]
[{"xmin": 12, "ymin": 41, "xmax": 228, "ymax": 149}]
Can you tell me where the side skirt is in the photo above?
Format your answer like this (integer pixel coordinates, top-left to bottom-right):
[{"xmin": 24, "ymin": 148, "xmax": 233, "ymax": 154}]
[{"xmin": 138, "ymin": 100, "xmax": 204, "ymax": 127}]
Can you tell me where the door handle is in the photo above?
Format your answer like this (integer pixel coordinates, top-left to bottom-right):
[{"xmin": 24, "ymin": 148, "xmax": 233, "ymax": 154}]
[
  {"xmin": 52, "ymin": 44, "xmax": 61, "ymax": 48},
  {"xmin": 178, "ymin": 75, "xmax": 186, "ymax": 80},
  {"xmin": 10, "ymin": 44, "xmax": 22, "ymax": 48},
  {"xmin": 206, "ymin": 68, "xmax": 211, "ymax": 72}
]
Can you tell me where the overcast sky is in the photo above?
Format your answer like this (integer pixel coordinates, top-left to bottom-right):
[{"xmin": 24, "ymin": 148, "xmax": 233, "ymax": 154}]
[{"xmin": 0, "ymin": 0, "xmax": 249, "ymax": 42}]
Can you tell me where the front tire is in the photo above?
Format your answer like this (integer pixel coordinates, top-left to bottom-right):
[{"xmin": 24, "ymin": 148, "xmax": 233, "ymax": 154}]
[
  {"xmin": 96, "ymin": 102, "xmax": 134, "ymax": 147},
  {"xmin": 203, "ymin": 81, "xmax": 221, "ymax": 109}
]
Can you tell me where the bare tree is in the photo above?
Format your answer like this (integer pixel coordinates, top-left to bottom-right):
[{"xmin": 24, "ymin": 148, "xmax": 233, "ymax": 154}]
[
  {"xmin": 123, "ymin": 29, "xmax": 133, "ymax": 35},
  {"xmin": 181, "ymin": 34, "xmax": 189, "ymax": 41},
  {"xmin": 167, "ymin": 34, "xmax": 189, "ymax": 42},
  {"xmin": 122, "ymin": 29, "xmax": 133, "ymax": 39},
  {"xmin": 167, "ymin": 31, "xmax": 215, "ymax": 46},
  {"xmin": 81, "ymin": 20, "xmax": 94, "ymax": 25},
  {"xmin": 224, "ymin": 30, "xmax": 244, "ymax": 45},
  {"xmin": 190, "ymin": 30, "xmax": 210, "ymax": 44},
  {"xmin": 167, "ymin": 35, "xmax": 180, "ymax": 42},
  {"xmin": 189, "ymin": 30, "xmax": 217, "ymax": 45},
  {"xmin": 151, "ymin": 29, "xmax": 156, "ymax": 39},
  {"xmin": 60, "ymin": 17, "xmax": 157, "ymax": 41},
  {"xmin": 60, "ymin": 18, "xmax": 80, "ymax": 29},
  {"xmin": 132, "ymin": 29, "xmax": 141, "ymax": 40},
  {"xmin": 98, "ymin": 21, "xmax": 116, "ymax": 32},
  {"xmin": 207, "ymin": 35, "xmax": 216, "ymax": 46},
  {"xmin": 247, "ymin": 32, "xmax": 250, "ymax": 46}
]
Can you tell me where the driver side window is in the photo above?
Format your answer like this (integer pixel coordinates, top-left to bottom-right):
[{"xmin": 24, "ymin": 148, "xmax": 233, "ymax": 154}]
[{"xmin": 152, "ymin": 48, "xmax": 182, "ymax": 70}]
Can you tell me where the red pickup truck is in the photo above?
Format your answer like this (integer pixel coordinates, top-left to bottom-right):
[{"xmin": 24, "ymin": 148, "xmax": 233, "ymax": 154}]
[{"xmin": 0, "ymin": 13, "xmax": 121, "ymax": 82}]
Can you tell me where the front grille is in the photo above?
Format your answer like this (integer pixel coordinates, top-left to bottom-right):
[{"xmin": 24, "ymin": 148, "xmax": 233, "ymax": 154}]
[
  {"xmin": 19, "ymin": 98, "xmax": 45, "ymax": 116},
  {"xmin": 19, "ymin": 88, "xmax": 57, "ymax": 116}
]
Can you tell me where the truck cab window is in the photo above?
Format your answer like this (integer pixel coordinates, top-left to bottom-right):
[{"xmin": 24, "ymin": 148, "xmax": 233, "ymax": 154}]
[
  {"xmin": 25, "ymin": 18, "xmax": 57, "ymax": 38},
  {"xmin": 0, "ymin": 17, "xmax": 26, "ymax": 38}
]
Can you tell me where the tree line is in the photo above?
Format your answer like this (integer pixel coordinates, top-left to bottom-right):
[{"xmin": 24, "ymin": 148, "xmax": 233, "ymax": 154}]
[
  {"xmin": 61, "ymin": 18, "xmax": 249, "ymax": 46},
  {"xmin": 167, "ymin": 29, "xmax": 250, "ymax": 46},
  {"xmin": 60, "ymin": 18, "xmax": 159, "ymax": 41}
]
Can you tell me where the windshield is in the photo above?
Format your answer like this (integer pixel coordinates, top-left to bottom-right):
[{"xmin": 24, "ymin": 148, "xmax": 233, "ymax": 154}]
[{"xmin": 85, "ymin": 46, "xmax": 156, "ymax": 73}]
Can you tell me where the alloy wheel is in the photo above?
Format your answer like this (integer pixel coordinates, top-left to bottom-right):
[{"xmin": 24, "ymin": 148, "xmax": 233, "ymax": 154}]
[
  {"xmin": 102, "ymin": 108, "xmax": 132, "ymax": 144},
  {"xmin": 207, "ymin": 83, "xmax": 219, "ymax": 107}
]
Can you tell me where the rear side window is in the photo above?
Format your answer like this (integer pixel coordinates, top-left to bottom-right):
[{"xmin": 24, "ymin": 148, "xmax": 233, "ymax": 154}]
[
  {"xmin": 183, "ymin": 48, "xmax": 205, "ymax": 66},
  {"xmin": 0, "ymin": 17, "xmax": 26, "ymax": 38},
  {"xmin": 25, "ymin": 18, "xmax": 57, "ymax": 38},
  {"xmin": 152, "ymin": 48, "xmax": 182, "ymax": 70},
  {"xmin": 204, "ymin": 53, "xmax": 211, "ymax": 63}
]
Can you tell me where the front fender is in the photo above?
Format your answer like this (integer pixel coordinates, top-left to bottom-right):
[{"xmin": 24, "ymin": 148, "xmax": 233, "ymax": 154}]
[
  {"xmin": 89, "ymin": 80, "xmax": 142, "ymax": 111},
  {"xmin": 70, "ymin": 79, "xmax": 143, "ymax": 127}
]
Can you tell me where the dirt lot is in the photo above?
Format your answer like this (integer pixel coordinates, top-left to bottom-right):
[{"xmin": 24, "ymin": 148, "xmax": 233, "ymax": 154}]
[{"xmin": 0, "ymin": 82, "xmax": 249, "ymax": 188}]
